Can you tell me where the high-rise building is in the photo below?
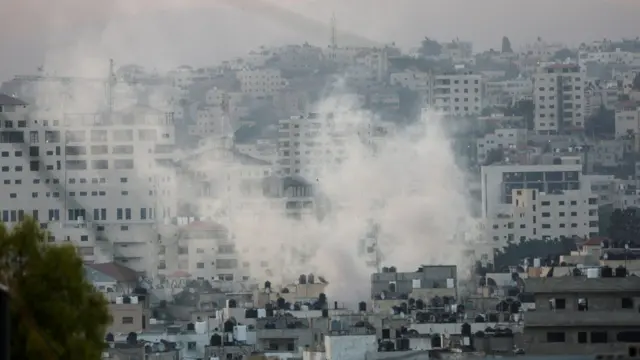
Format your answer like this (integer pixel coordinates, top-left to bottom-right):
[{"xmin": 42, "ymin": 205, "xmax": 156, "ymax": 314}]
[
  {"xmin": 533, "ymin": 63, "xmax": 586, "ymax": 134},
  {"xmin": 0, "ymin": 94, "xmax": 177, "ymax": 273}
]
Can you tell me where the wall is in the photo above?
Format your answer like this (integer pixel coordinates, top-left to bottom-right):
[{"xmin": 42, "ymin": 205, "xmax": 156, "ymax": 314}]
[
  {"xmin": 325, "ymin": 335, "xmax": 377, "ymax": 360},
  {"xmin": 108, "ymin": 303, "xmax": 144, "ymax": 334}
]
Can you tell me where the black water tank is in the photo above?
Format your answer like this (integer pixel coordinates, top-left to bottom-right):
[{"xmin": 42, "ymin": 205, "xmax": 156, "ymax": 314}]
[
  {"xmin": 389, "ymin": 266, "xmax": 397, "ymax": 273},
  {"xmin": 358, "ymin": 301, "xmax": 367, "ymax": 312},
  {"xmin": 602, "ymin": 266, "xmax": 613, "ymax": 277},
  {"xmin": 382, "ymin": 267, "xmax": 389, "ymax": 273},
  {"xmin": 210, "ymin": 334, "xmax": 222, "ymax": 346},
  {"xmin": 264, "ymin": 281, "xmax": 271, "ymax": 289},
  {"xmin": 395, "ymin": 338, "xmax": 404, "ymax": 351},
  {"xmin": 382, "ymin": 329, "xmax": 390, "ymax": 339},
  {"xmin": 277, "ymin": 297, "xmax": 286, "ymax": 309},
  {"xmin": 461, "ymin": 323, "xmax": 471, "ymax": 336},
  {"xmin": 223, "ymin": 320, "xmax": 234, "ymax": 333},
  {"xmin": 321, "ymin": 309, "xmax": 329, "ymax": 318},
  {"xmin": 105, "ymin": 332, "xmax": 114, "ymax": 342},
  {"xmin": 402, "ymin": 338, "xmax": 410, "ymax": 351},
  {"xmin": 227, "ymin": 299, "xmax": 237, "ymax": 308},
  {"xmin": 431, "ymin": 334, "xmax": 442, "ymax": 348},
  {"xmin": 307, "ymin": 274, "xmax": 315, "ymax": 284},
  {"xmin": 616, "ymin": 266, "xmax": 628, "ymax": 277},
  {"xmin": 415, "ymin": 299, "xmax": 425, "ymax": 310},
  {"xmin": 299, "ymin": 274, "xmax": 307, "ymax": 284},
  {"xmin": 186, "ymin": 323, "xmax": 195, "ymax": 331},
  {"xmin": 266, "ymin": 308, "xmax": 274, "ymax": 317}
]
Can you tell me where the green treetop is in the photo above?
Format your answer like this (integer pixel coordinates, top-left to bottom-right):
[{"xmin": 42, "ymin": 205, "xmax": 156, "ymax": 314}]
[{"xmin": 0, "ymin": 218, "xmax": 111, "ymax": 359}]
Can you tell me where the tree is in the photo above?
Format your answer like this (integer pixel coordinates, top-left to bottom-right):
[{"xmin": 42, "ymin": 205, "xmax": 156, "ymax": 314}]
[
  {"xmin": 0, "ymin": 218, "xmax": 111, "ymax": 359},
  {"xmin": 419, "ymin": 37, "xmax": 442, "ymax": 57},
  {"xmin": 484, "ymin": 148, "xmax": 504, "ymax": 165},
  {"xmin": 504, "ymin": 99, "xmax": 534, "ymax": 130},
  {"xmin": 552, "ymin": 48, "xmax": 577, "ymax": 61},
  {"xmin": 501, "ymin": 36, "xmax": 513, "ymax": 53},
  {"xmin": 585, "ymin": 105, "xmax": 615, "ymax": 137},
  {"xmin": 608, "ymin": 208, "xmax": 640, "ymax": 247}
]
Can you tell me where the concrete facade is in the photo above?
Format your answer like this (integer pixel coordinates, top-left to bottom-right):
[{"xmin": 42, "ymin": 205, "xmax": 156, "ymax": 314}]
[{"xmin": 524, "ymin": 276, "xmax": 640, "ymax": 355}]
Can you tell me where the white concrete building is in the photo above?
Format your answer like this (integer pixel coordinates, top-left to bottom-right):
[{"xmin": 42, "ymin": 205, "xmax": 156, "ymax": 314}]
[
  {"xmin": 484, "ymin": 78, "xmax": 533, "ymax": 108},
  {"xmin": 481, "ymin": 163, "xmax": 584, "ymax": 218},
  {"xmin": 584, "ymin": 81, "xmax": 619, "ymax": 117},
  {"xmin": 476, "ymin": 128, "xmax": 527, "ymax": 164},
  {"xmin": 0, "ymin": 94, "xmax": 177, "ymax": 274},
  {"xmin": 236, "ymin": 69, "xmax": 287, "ymax": 98},
  {"xmin": 533, "ymin": 63, "xmax": 586, "ymax": 134},
  {"xmin": 614, "ymin": 101, "xmax": 640, "ymax": 138},
  {"xmin": 158, "ymin": 220, "xmax": 251, "ymax": 283},
  {"xmin": 390, "ymin": 71, "xmax": 482, "ymax": 116},
  {"xmin": 277, "ymin": 113, "xmax": 394, "ymax": 177},
  {"xmin": 578, "ymin": 49, "xmax": 640, "ymax": 68},
  {"xmin": 486, "ymin": 187, "xmax": 599, "ymax": 245}
]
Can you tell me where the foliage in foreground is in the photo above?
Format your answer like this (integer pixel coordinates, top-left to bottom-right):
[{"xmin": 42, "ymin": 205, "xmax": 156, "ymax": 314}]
[{"xmin": 0, "ymin": 218, "xmax": 111, "ymax": 359}]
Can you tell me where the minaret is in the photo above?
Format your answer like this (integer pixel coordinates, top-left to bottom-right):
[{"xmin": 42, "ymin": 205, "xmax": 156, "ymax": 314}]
[
  {"xmin": 219, "ymin": 92, "xmax": 234, "ymax": 151},
  {"xmin": 330, "ymin": 13, "xmax": 337, "ymax": 59}
]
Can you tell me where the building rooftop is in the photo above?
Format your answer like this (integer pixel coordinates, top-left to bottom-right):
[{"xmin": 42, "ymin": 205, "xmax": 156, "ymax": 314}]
[
  {"xmin": 86, "ymin": 262, "xmax": 139, "ymax": 283},
  {"xmin": 525, "ymin": 275, "xmax": 640, "ymax": 293},
  {"xmin": 0, "ymin": 93, "xmax": 27, "ymax": 106}
]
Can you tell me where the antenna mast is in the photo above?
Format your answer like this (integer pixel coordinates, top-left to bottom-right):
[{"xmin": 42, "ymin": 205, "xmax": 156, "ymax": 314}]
[{"xmin": 330, "ymin": 13, "xmax": 337, "ymax": 54}]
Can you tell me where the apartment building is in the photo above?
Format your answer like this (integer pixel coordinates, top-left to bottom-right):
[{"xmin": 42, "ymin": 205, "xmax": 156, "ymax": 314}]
[
  {"xmin": 390, "ymin": 71, "xmax": 483, "ymax": 116},
  {"xmin": 371, "ymin": 266, "xmax": 457, "ymax": 308},
  {"xmin": 525, "ymin": 274, "xmax": 640, "ymax": 356},
  {"xmin": 276, "ymin": 113, "xmax": 394, "ymax": 178},
  {"xmin": 487, "ymin": 187, "xmax": 599, "ymax": 245},
  {"xmin": 481, "ymin": 163, "xmax": 584, "ymax": 218},
  {"xmin": 476, "ymin": 128, "xmax": 527, "ymax": 165},
  {"xmin": 584, "ymin": 81, "xmax": 619, "ymax": 117},
  {"xmin": 533, "ymin": 63, "xmax": 586, "ymax": 134},
  {"xmin": 158, "ymin": 220, "xmax": 251, "ymax": 284},
  {"xmin": 484, "ymin": 78, "xmax": 533, "ymax": 108},
  {"xmin": 236, "ymin": 68, "xmax": 287, "ymax": 98},
  {"xmin": 0, "ymin": 94, "xmax": 177, "ymax": 273},
  {"xmin": 614, "ymin": 100, "xmax": 640, "ymax": 138}
]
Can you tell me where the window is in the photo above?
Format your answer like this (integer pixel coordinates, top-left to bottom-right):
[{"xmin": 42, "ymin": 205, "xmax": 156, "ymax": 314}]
[
  {"xmin": 196, "ymin": 262, "xmax": 205, "ymax": 269},
  {"xmin": 591, "ymin": 331, "xmax": 608, "ymax": 343},
  {"xmin": 550, "ymin": 298, "xmax": 566, "ymax": 309},
  {"xmin": 116, "ymin": 208, "xmax": 123, "ymax": 220},
  {"xmin": 617, "ymin": 331, "xmax": 640, "ymax": 342},
  {"xmin": 546, "ymin": 332, "xmax": 565, "ymax": 343},
  {"xmin": 578, "ymin": 332, "xmax": 587, "ymax": 344},
  {"xmin": 140, "ymin": 208, "xmax": 147, "ymax": 220},
  {"xmin": 122, "ymin": 317, "xmax": 134, "ymax": 324},
  {"xmin": 577, "ymin": 298, "xmax": 588, "ymax": 311},
  {"xmin": 541, "ymin": 212, "xmax": 551, "ymax": 217},
  {"xmin": 80, "ymin": 235, "xmax": 89, "ymax": 242},
  {"xmin": 622, "ymin": 298, "xmax": 634, "ymax": 309},
  {"xmin": 216, "ymin": 259, "xmax": 238, "ymax": 269},
  {"xmin": 125, "ymin": 208, "xmax": 131, "ymax": 220}
]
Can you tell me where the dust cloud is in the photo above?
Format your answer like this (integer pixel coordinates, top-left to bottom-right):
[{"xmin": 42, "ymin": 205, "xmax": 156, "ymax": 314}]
[{"xmin": 21, "ymin": 3, "xmax": 480, "ymax": 303}]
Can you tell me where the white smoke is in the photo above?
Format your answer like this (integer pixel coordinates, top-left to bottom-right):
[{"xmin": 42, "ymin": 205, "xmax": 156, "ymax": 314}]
[{"xmin": 16, "ymin": 5, "xmax": 481, "ymax": 304}]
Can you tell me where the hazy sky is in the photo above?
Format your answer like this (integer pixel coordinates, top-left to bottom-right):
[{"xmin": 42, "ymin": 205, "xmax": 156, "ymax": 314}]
[{"xmin": 1, "ymin": 0, "xmax": 639, "ymax": 81}]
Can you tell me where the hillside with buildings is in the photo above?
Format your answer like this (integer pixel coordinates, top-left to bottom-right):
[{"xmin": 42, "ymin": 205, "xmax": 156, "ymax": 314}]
[{"xmin": 4, "ymin": 30, "xmax": 640, "ymax": 359}]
